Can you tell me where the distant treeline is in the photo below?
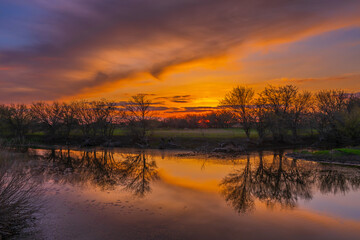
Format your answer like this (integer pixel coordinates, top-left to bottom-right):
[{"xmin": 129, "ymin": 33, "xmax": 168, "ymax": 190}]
[
  {"xmin": 0, "ymin": 85, "xmax": 359, "ymax": 146},
  {"xmin": 0, "ymin": 94, "xmax": 150, "ymax": 145},
  {"xmin": 165, "ymin": 86, "xmax": 360, "ymax": 145}
]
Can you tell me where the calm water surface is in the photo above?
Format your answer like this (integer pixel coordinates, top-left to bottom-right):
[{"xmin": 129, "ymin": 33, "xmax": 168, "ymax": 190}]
[{"xmin": 10, "ymin": 148, "xmax": 360, "ymax": 239}]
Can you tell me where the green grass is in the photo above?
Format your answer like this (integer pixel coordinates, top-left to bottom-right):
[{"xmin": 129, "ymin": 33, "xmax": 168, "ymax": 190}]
[
  {"xmin": 334, "ymin": 148, "xmax": 360, "ymax": 156},
  {"xmin": 150, "ymin": 128, "xmax": 317, "ymax": 139},
  {"xmin": 28, "ymin": 131, "xmax": 45, "ymax": 136},
  {"xmin": 25, "ymin": 127, "xmax": 318, "ymax": 141},
  {"xmin": 113, "ymin": 128, "xmax": 128, "ymax": 136},
  {"xmin": 294, "ymin": 150, "xmax": 311, "ymax": 154},
  {"xmin": 313, "ymin": 150, "xmax": 331, "ymax": 155},
  {"xmin": 308, "ymin": 148, "xmax": 360, "ymax": 157},
  {"xmin": 148, "ymin": 128, "xmax": 259, "ymax": 139},
  {"xmin": 113, "ymin": 128, "xmax": 259, "ymax": 138}
]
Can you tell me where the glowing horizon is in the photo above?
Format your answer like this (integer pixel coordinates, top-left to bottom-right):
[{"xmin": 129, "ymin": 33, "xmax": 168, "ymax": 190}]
[{"xmin": 1, "ymin": 0, "xmax": 360, "ymax": 115}]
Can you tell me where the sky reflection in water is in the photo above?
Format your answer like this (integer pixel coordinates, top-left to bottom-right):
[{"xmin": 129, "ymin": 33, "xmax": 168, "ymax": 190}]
[{"xmin": 11, "ymin": 148, "xmax": 360, "ymax": 239}]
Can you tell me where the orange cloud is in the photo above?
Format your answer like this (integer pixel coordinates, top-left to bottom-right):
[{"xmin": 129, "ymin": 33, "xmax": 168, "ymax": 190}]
[{"xmin": 1, "ymin": 0, "xmax": 360, "ymax": 104}]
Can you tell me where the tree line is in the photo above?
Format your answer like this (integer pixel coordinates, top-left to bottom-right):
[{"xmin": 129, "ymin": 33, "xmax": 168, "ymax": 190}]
[
  {"xmin": 219, "ymin": 85, "xmax": 360, "ymax": 144},
  {"xmin": 0, "ymin": 94, "xmax": 152, "ymax": 145},
  {"xmin": 164, "ymin": 85, "xmax": 360, "ymax": 145},
  {"xmin": 0, "ymin": 85, "xmax": 359, "ymax": 146}
]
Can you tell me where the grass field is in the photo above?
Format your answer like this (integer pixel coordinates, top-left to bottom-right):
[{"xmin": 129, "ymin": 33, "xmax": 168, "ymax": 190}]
[
  {"xmin": 114, "ymin": 128, "xmax": 316, "ymax": 138},
  {"xmin": 298, "ymin": 147, "xmax": 360, "ymax": 157},
  {"xmin": 29, "ymin": 128, "xmax": 258, "ymax": 139},
  {"xmin": 147, "ymin": 128, "xmax": 258, "ymax": 139},
  {"xmin": 113, "ymin": 128, "xmax": 258, "ymax": 138},
  {"xmin": 28, "ymin": 128, "xmax": 317, "ymax": 140}
]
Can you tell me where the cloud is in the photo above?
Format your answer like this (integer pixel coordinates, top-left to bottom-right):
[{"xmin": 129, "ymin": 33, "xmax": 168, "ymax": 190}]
[
  {"xmin": 280, "ymin": 74, "xmax": 360, "ymax": 84},
  {"xmin": 163, "ymin": 106, "xmax": 221, "ymax": 114},
  {"xmin": 149, "ymin": 106, "xmax": 175, "ymax": 111},
  {"xmin": 155, "ymin": 95, "xmax": 193, "ymax": 103},
  {"xmin": 254, "ymin": 73, "xmax": 360, "ymax": 92},
  {"xmin": 1, "ymin": 0, "xmax": 360, "ymax": 102}
]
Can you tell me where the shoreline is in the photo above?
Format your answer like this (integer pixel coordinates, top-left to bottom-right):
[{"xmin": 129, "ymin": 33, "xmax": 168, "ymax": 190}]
[
  {"xmin": 286, "ymin": 152, "xmax": 360, "ymax": 167},
  {"xmin": 2, "ymin": 140, "xmax": 314, "ymax": 153},
  {"xmin": 1, "ymin": 133, "xmax": 319, "ymax": 152},
  {"xmin": 4, "ymin": 136, "xmax": 359, "ymax": 165}
]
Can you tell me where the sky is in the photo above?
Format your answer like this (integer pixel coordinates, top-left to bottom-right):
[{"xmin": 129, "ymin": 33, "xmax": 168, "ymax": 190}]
[{"xmin": 1, "ymin": 0, "xmax": 360, "ymax": 115}]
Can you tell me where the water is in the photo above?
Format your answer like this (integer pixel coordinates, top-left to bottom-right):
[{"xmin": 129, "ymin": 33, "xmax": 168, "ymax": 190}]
[{"xmin": 3, "ymin": 148, "xmax": 360, "ymax": 239}]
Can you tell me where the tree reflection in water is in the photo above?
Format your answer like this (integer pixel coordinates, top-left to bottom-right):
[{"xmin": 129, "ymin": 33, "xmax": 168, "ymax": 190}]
[
  {"xmin": 221, "ymin": 154, "xmax": 255, "ymax": 213},
  {"xmin": 221, "ymin": 150, "xmax": 360, "ymax": 213},
  {"xmin": 23, "ymin": 148, "xmax": 360, "ymax": 214},
  {"xmin": 29, "ymin": 148, "xmax": 158, "ymax": 197},
  {"xmin": 119, "ymin": 153, "xmax": 159, "ymax": 197},
  {"xmin": 317, "ymin": 168, "xmax": 360, "ymax": 194}
]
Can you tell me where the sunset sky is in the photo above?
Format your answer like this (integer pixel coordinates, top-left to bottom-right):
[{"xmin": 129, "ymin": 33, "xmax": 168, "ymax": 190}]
[{"xmin": 1, "ymin": 0, "xmax": 360, "ymax": 115}]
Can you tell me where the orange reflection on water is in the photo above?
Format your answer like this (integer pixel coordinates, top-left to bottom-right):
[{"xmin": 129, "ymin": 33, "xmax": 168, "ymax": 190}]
[{"xmin": 21, "ymin": 148, "xmax": 360, "ymax": 239}]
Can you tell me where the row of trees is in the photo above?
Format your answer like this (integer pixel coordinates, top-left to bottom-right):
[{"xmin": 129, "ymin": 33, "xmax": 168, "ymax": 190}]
[
  {"xmin": 159, "ymin": 85, "xmax": 360, "ymax": 145},
  {"xmin": 219, "ymin": 85, "xmax": 360, "ymax": 144},
  {"xmin": 0, "ymin": 100, "xmax": 119, "ymax": 142},
  {"xmin": 0, "ymin": 95, "xmax": 152, "ymax": 144},
  {"xmin": 161, "ymin": 110, "xmax": 236, "ymax": 129},
  {"xmin": 0, "ymin": 85, "xmax": 359, "ymax": 146}
]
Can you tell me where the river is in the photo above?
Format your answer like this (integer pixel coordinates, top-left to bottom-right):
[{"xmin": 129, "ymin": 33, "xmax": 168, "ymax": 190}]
[{"xmin": 2, "ymin": 148, "xmax": 360, "ymax": 239}]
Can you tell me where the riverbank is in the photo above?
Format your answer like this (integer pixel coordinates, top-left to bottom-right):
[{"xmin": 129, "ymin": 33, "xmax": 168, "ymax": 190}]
[
  {"xmin": 0, "ymin": 128, "xmax": 321, "ymax": 152},
  {"xmin": 1, "ymin": 133, "xmax": 319, "ymax": 154},
  {"xmin": 286, "ymin": 148, "xmax": 360, "ymax": 166}
]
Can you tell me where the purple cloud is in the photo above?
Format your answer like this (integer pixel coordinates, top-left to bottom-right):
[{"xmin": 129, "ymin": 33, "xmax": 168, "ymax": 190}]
[{"xmin": 1, "ymin": 0, "xmax": 360, "ymax": 102}]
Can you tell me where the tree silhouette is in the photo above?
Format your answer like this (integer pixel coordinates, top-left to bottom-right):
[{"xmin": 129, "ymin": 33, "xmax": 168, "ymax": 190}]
[{"xmin": 220, "ymin": 86, "xmax": 255, "ymax": 139}]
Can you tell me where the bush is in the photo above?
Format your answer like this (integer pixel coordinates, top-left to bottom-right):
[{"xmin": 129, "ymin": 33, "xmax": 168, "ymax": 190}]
[{"xmin": 0, "ymin": 153, "xmax": 42, "ymax": 239}]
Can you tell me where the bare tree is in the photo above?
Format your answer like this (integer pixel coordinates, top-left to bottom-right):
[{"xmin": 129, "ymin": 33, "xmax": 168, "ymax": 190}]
[
  {"xmin": 0, "ymin": 104, "xmax": 32, "ymax": 141},
  {"xmin": 75, "ymin": 101, "xmax": 96, "ymax": 138},
  {"xmin": 258, "ymin": 85, "xmax": 298, "ymax": 142},
  {"xmin": 60, "ymin": 102, "xmax": 79, "ymax": 142},
  {"xmin": 31, "ymin": 102, "xmax": 63, "ymax": 137},
  {"xmin": 340, "ymin": 95, "xmax": 360, "ymax": 142},
  {"xmin": 315, "ymin": 90, "xmax": 347, "ymax": 143},
  {"xmin": 220, "ymin": 86, "xmax": 255, "ymax": 139},
  {"xmin": 0, "ymin": 154, "xmax": 41, "ymax": 238},
  {"xmin": 91, "ymin": 99, "xmax": 119, "ymax": 140},
  {"xmin": 253, "ymin": 98, "xmax": 269, "ymax": 143},
  {"xmin": 125, "ymin": 94, "xmax": 153, "ymax": 144},
  {"xmin": 288, "ymin": 91, "xmax": 312, "ymax": 140}
]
